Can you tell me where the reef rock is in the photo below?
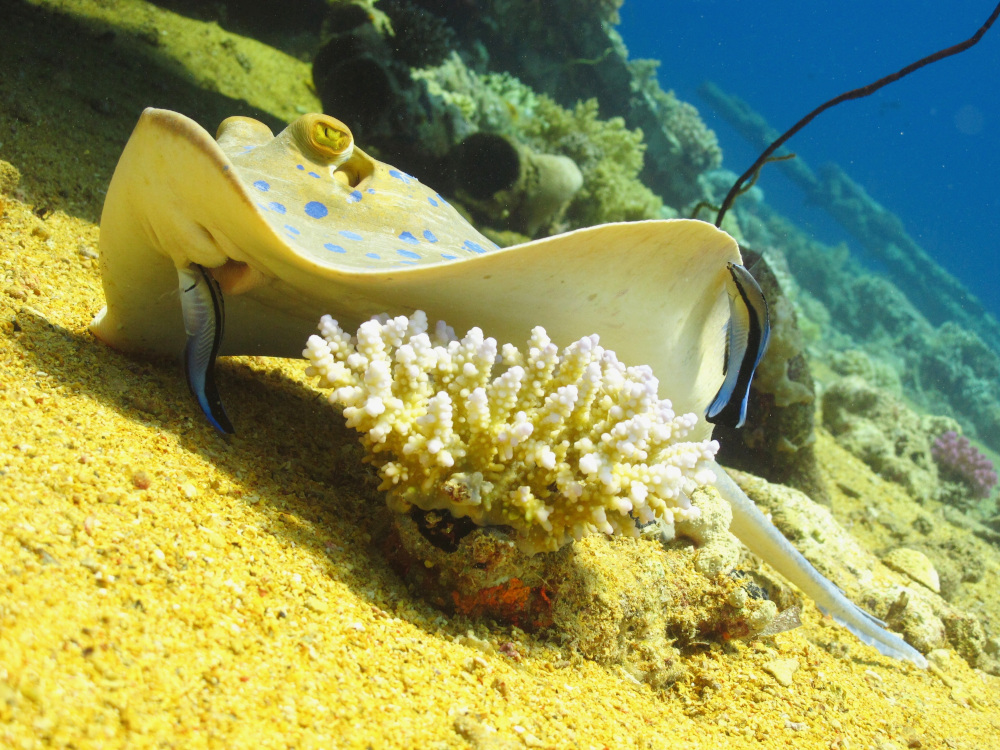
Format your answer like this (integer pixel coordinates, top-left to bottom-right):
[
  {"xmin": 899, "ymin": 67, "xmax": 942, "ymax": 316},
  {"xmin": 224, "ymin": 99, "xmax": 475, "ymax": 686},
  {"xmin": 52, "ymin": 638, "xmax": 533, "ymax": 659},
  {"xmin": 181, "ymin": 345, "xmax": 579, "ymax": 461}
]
[
  {"xmin": 384, "ymin": 485, "xmax": 776, "ymax": 690},
  {"xmin": 883, "ymin": 548, "xmax": 941, "ymax": 594},
  {"xmin": 821, "ymin": 376, "xmax": 941, "ymax": 503}
]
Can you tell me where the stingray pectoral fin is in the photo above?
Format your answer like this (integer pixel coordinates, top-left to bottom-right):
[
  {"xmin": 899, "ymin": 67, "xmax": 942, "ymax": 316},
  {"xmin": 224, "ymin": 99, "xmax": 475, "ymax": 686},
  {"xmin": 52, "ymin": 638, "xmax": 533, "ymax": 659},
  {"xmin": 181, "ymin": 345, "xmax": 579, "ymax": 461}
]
[
  {"xmin": 178, "ymin": 264, "xmax": 234, "ymax": 435},
  {"xmin": 706, "ymin": 263, "xmax": 770, "ymax": 429},
  {"xmin": 710, "ymin": 463, "xmax": 927, "ymax": 667}
]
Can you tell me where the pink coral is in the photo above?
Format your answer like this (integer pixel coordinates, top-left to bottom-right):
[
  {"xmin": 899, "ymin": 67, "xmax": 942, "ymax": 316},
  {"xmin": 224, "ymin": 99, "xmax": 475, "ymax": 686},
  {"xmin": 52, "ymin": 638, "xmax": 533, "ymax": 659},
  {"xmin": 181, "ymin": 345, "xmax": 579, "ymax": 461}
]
[{"xmin": 931, "ymin": 430, "xmax": 998, "ymax": 499}]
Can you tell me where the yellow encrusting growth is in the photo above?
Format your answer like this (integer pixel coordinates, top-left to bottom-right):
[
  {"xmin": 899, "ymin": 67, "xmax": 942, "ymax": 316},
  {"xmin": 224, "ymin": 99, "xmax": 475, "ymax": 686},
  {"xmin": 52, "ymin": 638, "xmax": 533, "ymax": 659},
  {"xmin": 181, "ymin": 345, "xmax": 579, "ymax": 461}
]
[{"xmin": 304, "ymin": 311, "xmax": 720, "ymax": 553}]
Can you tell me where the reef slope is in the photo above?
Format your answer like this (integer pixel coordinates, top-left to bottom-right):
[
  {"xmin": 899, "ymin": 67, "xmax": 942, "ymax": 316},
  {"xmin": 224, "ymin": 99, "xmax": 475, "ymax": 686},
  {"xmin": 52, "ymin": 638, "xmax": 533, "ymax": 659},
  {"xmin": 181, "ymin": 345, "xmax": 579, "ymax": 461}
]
[{"xmin": 1, "ymin": 1, "xmax": 999, "ymax": 747}]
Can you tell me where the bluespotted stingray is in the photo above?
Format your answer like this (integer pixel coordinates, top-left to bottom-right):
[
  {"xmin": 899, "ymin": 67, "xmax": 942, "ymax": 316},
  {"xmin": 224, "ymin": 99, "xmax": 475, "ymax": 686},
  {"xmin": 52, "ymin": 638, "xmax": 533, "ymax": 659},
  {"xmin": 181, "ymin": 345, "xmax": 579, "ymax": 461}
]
[
  {"xmin": 91, "ymin": 109, "xmax": 748, "ymax": 437},
  {"xmin": 91, "ymin": 108, "xmax": 927, "ymax": 667}
]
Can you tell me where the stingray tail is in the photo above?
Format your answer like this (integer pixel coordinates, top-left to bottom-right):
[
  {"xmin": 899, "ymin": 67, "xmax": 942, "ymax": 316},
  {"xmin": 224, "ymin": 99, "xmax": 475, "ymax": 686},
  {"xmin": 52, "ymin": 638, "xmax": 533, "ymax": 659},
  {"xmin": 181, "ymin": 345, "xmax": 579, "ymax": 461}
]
[
  {"xmin": 178, "ymin": 264, "xmax": 234, "ymax": 435},
  {"xmin": 711, "ymin": 463, "xmax": 927, "ymax": 668}
]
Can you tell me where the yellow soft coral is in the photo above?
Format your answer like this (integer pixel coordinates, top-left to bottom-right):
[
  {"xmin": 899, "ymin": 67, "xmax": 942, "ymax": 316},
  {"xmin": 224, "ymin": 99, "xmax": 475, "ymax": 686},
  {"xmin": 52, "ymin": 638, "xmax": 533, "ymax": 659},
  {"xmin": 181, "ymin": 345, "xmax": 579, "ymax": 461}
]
[{"xmin": 304, "ymin": 312, "xmax": 719, "ymax": 553}]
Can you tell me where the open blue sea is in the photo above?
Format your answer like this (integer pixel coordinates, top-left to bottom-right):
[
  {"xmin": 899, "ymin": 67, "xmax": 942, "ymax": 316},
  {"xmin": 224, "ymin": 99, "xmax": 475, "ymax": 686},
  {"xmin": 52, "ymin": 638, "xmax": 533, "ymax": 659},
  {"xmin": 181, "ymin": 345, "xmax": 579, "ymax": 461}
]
[{"xmin": 620, "ymin": 0, "xmax": 1000, "ymax": 325}]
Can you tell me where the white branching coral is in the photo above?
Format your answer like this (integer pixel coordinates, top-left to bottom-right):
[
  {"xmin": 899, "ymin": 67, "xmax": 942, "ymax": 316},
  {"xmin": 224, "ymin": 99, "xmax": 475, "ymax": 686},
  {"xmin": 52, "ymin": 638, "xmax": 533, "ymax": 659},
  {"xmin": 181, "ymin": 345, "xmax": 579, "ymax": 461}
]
[{"xmin": 304, "ymin": 311, "xmax": 720, "ymax": 554}]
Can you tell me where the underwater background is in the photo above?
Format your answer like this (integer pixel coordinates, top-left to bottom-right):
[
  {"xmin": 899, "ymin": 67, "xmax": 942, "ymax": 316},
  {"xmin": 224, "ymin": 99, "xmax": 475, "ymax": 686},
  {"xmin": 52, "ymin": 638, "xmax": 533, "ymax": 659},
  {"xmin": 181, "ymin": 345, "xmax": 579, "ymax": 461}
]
[
  {"xmin": 622, "ymin": 0, "xmax": 1000, "ymax": 321},
  {"xmin": 2, "ymin": 1, "xmax": 1000, "ymax": 746}
]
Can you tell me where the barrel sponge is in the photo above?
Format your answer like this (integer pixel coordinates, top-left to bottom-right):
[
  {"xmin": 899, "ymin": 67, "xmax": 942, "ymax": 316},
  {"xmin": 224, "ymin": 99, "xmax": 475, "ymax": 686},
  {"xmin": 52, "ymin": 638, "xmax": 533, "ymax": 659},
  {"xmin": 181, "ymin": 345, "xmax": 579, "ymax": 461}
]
[{"xmin": 304, "ymin": 311, "xmax": 720, "ymax": 554}]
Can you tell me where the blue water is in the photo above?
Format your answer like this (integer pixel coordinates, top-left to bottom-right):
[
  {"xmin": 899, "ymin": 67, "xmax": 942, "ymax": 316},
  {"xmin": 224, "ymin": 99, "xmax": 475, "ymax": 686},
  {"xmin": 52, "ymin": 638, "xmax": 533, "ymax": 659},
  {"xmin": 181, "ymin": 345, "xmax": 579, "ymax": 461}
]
[{"xmin": 619, "ymin": 0, "xmax": 1000, "ymax": 323}]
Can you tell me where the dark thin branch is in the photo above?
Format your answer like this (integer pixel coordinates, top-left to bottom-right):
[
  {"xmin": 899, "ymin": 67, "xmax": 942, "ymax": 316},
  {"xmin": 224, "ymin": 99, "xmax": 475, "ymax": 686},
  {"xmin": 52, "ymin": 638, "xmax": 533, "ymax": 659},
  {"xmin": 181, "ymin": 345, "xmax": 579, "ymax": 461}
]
[
  {"xmin": 715, "ymin": 2, "xmax": 1000, "ymax": 228},
  {"xmin": 690, "ymin": 154, "xmax": 794, "ymax": 220}
]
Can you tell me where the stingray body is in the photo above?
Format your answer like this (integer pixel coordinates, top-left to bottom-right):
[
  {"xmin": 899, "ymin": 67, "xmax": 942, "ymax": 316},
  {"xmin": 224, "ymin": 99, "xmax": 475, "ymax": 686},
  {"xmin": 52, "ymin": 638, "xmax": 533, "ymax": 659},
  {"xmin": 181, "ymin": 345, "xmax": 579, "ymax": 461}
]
[
  {"xmin": 93, "ymin": 109, "xmax": 736, "ymax": 440},
  {"xmin": 91, "ymin": 109, "xmax": 926, "ymax": 667}
]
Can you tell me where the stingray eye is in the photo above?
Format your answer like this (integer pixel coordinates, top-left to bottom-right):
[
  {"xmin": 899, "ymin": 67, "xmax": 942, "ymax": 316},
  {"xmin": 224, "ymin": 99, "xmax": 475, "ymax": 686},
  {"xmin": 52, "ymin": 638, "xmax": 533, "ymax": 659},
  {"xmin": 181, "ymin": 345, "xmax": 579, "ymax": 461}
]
[
  {"xmin": 293, "ymin": 114, "xmax": 354, "ymax": 166},
  {"xmin": 312, "ymin": 120, "xmax": 352, "ymax": 155}
]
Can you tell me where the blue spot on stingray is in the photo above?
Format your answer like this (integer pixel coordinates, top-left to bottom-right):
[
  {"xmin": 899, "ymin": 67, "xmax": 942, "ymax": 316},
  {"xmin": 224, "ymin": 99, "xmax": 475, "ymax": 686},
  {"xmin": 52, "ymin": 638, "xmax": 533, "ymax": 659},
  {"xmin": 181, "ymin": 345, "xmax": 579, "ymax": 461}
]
[
  {"xmin": 399, "ymin": 231, "xmax": 419, "ymax": 245},
  {"xmin": 365, "ymin": 252, "xmax": 380, "ymax": 260},
  {"xmin": 427, "ymin": 196, "xmax": 438, "ymax": 207},
  {"xmin": 463, "ymin": 240, "xmax": 486, "ymax": 254},
  {"xmin": 253, "ymin": 180, "xmax": 270, "ymax": 192},
  {"xmin": 397, "ymin": 261, "xmax": 418, "ymax": 266},
  {"xmin": 366, "ymin": 188, "xmax": 376, "ymax": 194},
  {"xmin": 308, "ymin": 171, "xmax": 320, "ymax": 178},
  {"xmin": 397, "ymin": 248, "xmax": 420, "ymax": 260},
  {"xmin": 441, "ymin": 253, "xmax": 457, "ymax": 260},
  {"xmin": 305, "ymin": 201, "xmax": 328, "ymax": 219},
  {"xmin": 296, "ymin": 164, "xmax": 305, "ymax": 171},
  {"xmin": 347, "ymin": 190, "xmax": 362, "ymax": 203},
  {"xmin": 339, "ymin": 230, "xmax": 363, "ymax": 241},
  {"xmin": 324, "ymin": 243, "xmax": 346, "ymax": 254},
  {"xmin": 284, "ymin": 225, "xmax": 300, "ymax": 235},
  {"xmin": 268, "ymin": 202, "xmax": 286, "ymax": 214},
  {"xmin": 242, "ymin": 145, "xmax": 256, "ymax": 153},
  {"xmin": 423, "ymin": 230, "xmax": 438, "ymax": 243},
  {"xmin": 388, "ymin": 169, "xmax": 413, "ymax": 184}
]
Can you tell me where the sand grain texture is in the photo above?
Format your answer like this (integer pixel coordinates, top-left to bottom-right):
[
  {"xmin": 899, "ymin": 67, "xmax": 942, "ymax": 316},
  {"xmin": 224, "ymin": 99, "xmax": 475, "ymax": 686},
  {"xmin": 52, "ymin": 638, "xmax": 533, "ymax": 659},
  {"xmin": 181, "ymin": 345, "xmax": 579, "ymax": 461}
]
[{"xmin": 1, "ymin": 1, "xmax": 999, "ymax": 747}]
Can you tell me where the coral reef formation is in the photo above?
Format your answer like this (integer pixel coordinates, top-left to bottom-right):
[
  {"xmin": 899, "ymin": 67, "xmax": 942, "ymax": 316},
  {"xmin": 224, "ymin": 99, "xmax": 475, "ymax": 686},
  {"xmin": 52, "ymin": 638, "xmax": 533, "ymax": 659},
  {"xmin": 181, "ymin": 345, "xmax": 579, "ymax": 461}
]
[
  {"xmin": 312, "ymin": 0, "xmax": 721, "ymax": 232},
  {"xmin": 731, "ymin": 470, "xmax": 995, "ymax": 670},
  {"xmin": 419, "ymin": 0, "xmax": 722, "ymax": 207},
  {"xmin": 375, "ymin": 0, "xmax": 458, "ymax": 68},
  {"xmin": 628, "ymin": 62, "xmax": 723, "ymax": 205},
  {"xmin": 444, "ymin": 133, "xmax": 584, "ymax": 236},
  {"xmin": 932, "ymin": 431, "xmax": 998, "ymax": 500},
  {"xmin": 738, "ymin": 205, "xmax": 1000, "ymax": 454},
  {"xmin": 518, "ymin": 97, "xmax": 664, "ymax": 227},
  {"xmin": 918, "ymin": 322, "xmax": 1000, "ymax": 451},
  {"xmin": 821, "ymin": 376, "xmax": 944, "ymax": 503},
  {"xmin": 312, "ymin": 10, "xmax": 658, "ymax": 236},
  {"xmin": 828, "ymin": 349, "xmax": 904, "ymax": 394},
  {"xmin": 385, "ymin": 486, "xmax": 776, "ymax": 690},
  {"xmin": 304, "ymin": 311, "xmax": 719, "ymax": 553},
  {"xmin": 700, "ymin": 80, "xmax": 1000, "ymax": 353},
  {"xmin": 313, "ymin": 3, "xmax": 433, "ymax": 151}
]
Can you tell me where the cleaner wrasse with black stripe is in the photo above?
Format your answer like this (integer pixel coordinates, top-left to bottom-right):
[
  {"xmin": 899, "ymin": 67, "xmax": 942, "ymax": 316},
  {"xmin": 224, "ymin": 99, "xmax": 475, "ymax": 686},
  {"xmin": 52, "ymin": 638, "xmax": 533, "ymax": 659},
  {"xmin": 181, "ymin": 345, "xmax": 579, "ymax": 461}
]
[
  {"xmin": 706, "ymin": 262, "xmax": 771, "ymax": 429},
  {"xmin": 177, "ymin": 264, "xmax": 234, "ymax": 435}
]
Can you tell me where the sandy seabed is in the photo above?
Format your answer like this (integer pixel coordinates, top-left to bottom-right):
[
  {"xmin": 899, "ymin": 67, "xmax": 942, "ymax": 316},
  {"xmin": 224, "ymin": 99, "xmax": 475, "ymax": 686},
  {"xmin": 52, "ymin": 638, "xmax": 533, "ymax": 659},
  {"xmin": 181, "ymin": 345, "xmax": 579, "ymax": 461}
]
[{"xmin": 1, "ymin": 0, "xmax": 999, "ymax": 747}]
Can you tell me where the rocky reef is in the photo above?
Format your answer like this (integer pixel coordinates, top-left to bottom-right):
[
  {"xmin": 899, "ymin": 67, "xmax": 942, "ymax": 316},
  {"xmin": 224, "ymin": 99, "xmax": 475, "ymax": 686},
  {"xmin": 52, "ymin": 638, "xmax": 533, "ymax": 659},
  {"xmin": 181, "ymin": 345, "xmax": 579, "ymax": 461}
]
[
  {"xmin": 310, "ymin": 0, "xmax": 726, "ymax": 239},
  {"xmin": 821, "ymin": 375, "xmax": 948, "ymax": 504},
  {"xmin": 735, "ymin": 200, "xmax": 1000, "ymax": 455},
  {"xmin": 385, "ymin": 486, "xmax": 775, "ymax": 691}
]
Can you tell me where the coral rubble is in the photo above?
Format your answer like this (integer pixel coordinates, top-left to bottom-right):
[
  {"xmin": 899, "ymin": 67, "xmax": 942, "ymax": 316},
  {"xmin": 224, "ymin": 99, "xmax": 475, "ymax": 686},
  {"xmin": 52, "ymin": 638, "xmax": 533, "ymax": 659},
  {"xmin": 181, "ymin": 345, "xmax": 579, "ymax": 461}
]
[{"xmin": 385, "ymin": 486, "xmax": 776, "ymax": 691}]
